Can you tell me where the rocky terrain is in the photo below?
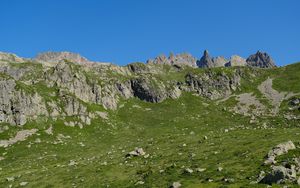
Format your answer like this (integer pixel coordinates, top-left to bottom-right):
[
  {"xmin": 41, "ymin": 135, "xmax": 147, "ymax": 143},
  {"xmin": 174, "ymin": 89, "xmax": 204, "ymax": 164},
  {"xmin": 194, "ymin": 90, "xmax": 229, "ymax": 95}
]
[{"xmin": 0, "ymin": 50, "xmax": 299, "ymax": 187}]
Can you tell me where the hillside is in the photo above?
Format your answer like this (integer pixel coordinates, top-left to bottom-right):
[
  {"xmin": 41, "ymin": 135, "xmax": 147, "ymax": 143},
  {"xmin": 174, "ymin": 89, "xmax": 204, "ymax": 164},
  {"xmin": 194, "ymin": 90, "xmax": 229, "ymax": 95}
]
[{"xmin": 0, "ymin": 51, "xmax": 299, "ymax": 187}]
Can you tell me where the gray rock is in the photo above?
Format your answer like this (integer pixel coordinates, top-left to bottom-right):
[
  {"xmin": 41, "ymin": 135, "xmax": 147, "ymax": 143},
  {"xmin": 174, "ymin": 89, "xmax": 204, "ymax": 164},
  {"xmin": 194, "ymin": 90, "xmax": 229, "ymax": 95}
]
[
  {"xmin": 226, "ymin": 55, "xmax": 247, "ymax": 67},
  {"xmin": 147, "ymin": 53, "xmax": 197, "ymax": 67},
  {"xmin": 246, "ymin": 51, "xmax": 276, "ymax": 68},
  {"xmin": 0, "ymin": 78, "xmax": 48, "ymax": 126},
  {"xmin": 0, "ymin": 52, "xmax": 25, "ymax": 63},
  {"xmin": 212, "ymin": 56, "xmax": 228, "ymax": 67},
  {"xmin": 197, "ymin": 50, "xmax": 215, "ymax": 68},
  {"xmin": 35, "ymin": 51, "xmax": 92, "ymax": 65},
  {"xmin": 126, "ymin": 147, "xmax": 145, "ymax": 157},
  {"xmin": 264, "ymin": 141, "xmax": 296, "ymax": 165},
  {"xmin": 185, "ymin": 70, "xmax": 241, "ymax": 99},
  {"xmin": 170, "ymin": 182, "xmax": 181, "ymax": 188},
  {"xmin": 131, "ymin": 78, "xmax": 167, "ymax": 103},
  {"xmin": 259, "ymin": 165, "xmax": 297, "ymax": 184},
  {"xmin": 290, "ymin": 98, "xmax": 300, "ymax": 106}
]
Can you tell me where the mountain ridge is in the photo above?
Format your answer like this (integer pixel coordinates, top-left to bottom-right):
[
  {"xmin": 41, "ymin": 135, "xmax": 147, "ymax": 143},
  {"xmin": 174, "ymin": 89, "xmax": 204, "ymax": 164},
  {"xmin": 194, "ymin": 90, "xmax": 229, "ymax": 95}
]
[
  {"xmin": 0, "ymin": 50, "xmax": 299, "ymax": 187},
  {"xmin": 0, "ymin": 50, "xmax": 277, "ymax": 68}
]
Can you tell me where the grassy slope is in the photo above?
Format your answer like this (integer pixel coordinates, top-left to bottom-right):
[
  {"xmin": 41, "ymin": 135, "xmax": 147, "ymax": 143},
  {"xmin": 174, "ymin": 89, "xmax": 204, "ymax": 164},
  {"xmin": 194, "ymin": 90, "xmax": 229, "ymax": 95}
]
[{"xmin": 0, "ymin": 63, "xmax": 299, "ymax": 187}]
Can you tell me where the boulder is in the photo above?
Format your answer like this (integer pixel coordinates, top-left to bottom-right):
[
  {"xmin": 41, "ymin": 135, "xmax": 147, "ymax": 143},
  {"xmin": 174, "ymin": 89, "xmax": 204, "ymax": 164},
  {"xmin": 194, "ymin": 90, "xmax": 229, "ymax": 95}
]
[
  {"xmin": 126, "ymin": 147, "xmax": 145, "ymax": 157},
  {"xmin": 264, "ymin": 141, "xmax": 296, "ymax": 165},
  {"xmin": 259, "ymin": 165, "xmax": 297, "ymax": 184},
  {"xmin": 170, "ymin": 182, "xmax": 181, "ymax": 188}
]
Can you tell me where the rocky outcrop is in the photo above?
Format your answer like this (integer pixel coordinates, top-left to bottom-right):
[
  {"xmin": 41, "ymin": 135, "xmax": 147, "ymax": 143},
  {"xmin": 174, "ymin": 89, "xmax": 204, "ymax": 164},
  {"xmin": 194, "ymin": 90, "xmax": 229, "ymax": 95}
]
[
  {"xmin": 0, "ymin": 50, "xmax": 277, "ymax": 127},
  {"xmin": 264, "ymin": 141, "xmax": 296, "ymax": 165},
  {"xmin": 0, "ymin": 52, "xmax": 25, "ymax": 63},
  {"xmin": 35, "ymin": 51, "xmax": 91, "ymax": 65},
  {"xmin": 259, "ymin": 165, "xmax": 297, "ymax": 184},
  {"xmin": 258, "ymin": 141, "xmax": 298, "ymax": 185},
  {"xmin": 246, "ymin": 51, "xmax": 276, "ymax": 68},
  {"xmin": 184, "ymin": 70, "xmax": 241, "ymax": 99},
  {"xmin": 131, "ymin": 78, "xmax": 168, "ymax": 103},
  {"xmin": 226, "ymin": 55, "xmax": 247, "ymax": 67},
  {"xmin": 147, "ymin": 53, "xmax": 197, "ymax": 67},
  {"xmin": 0, "ymin": 78, "xmax": 48, "ymax": 126},
  {"xmin": 212, "ymin": 56, "xmax": 228, "ymax": 67},
  {"xmin": 197, "ymin": 50, "xmax": 228, "ymax": 68},
  {"xmin": 197, "ymin": 50, "xmax": 215, "ymax": 68}
]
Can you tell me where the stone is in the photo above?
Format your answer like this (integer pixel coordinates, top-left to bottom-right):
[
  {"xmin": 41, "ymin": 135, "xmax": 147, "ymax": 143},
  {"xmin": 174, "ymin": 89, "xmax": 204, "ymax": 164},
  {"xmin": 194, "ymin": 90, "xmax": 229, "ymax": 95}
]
[
  {"xmin": 259, "ymin": 165, "xmax": 297, "ymax": 184},
  {"xmin": 20, "ymin": 182, "xmax": 28, "ymax": 186},
  {"xmin": 264, "ymin": 141, "xmax": 296, "ymax": 165},
  {"xmin": 184, "ymin": 168, "xmax": 193, "ymax": 173},
  {"xmin": 170, "ymin": 182, "xmax": 181, "ymax": 188},
  {"xmin": 126, "ymin": 147, "xmax": 145, "ymax": 157},
  {"xmin": 68, "ymin": 160, "xmax": 77, "ymax": 166},
  {"xmin": 196, "ymin": 168, "xmax": 206, "ymax": 172},
  {"xmin": 217, "ymin": 167, "xmax": 223, "ymax": 171},
  {"xmin": 291, "ymin": 98, "xmax": 300, "ymax": 106},
  {"xmin": 6, "ymin": 177, "xmax": 14, "ymax": 182}
]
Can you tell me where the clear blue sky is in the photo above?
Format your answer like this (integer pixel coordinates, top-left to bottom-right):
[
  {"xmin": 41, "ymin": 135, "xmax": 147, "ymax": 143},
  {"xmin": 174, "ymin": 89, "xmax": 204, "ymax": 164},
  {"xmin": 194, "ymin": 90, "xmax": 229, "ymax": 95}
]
[{"xmin": 0, "ymin": 0, "xmax": 299, "ymax": 66}]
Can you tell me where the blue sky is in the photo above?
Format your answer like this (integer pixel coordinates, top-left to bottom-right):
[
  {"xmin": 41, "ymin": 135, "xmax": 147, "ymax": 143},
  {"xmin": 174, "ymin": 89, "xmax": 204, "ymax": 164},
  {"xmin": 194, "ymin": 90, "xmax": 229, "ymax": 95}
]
[{"xmin": 0, "ymin": 0, "xmax": 299, "ymax": 66}]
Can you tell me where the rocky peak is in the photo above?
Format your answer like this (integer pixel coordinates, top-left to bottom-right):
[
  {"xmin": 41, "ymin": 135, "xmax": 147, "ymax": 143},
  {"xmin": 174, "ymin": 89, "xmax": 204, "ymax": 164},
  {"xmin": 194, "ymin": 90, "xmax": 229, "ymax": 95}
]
[
  {"xmin": 0, "ymin": 52, "xmax": 25, "ymax": 63},
  {"xmin": 197, "ymin": 50, "xmax": 214, "ymax": 68},
  {"xmin": 212, "ymin": 56, "xmax": 228, "ymax": 67},
  {"xmin": 34, "ymin": 51, "xmax": 92, "ymax": 65},
  {"xmin": 147, "ymin": 53, "xmax": 197, "ymax": 67},
  {"xmin": 226, "ymin": 55, "xmax": 247, "ymax": 67},
  {"xmin": 246, "ymin": 51, "xmax": 276, "ymax": 68}
]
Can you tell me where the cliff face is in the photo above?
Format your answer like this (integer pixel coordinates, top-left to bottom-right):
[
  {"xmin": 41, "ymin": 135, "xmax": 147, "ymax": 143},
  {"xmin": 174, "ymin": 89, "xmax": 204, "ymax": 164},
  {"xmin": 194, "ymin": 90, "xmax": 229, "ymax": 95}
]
[{"xmin": 0, "ymin": 50, "xmax": 276, "ymax": 126}]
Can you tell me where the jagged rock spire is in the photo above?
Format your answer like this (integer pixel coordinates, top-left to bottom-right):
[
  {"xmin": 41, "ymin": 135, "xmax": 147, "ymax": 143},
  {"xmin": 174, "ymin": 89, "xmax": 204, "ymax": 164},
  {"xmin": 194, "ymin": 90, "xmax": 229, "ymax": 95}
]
[{"xmin": 197, "ymin": 50, "xmax": 214, "ymax": 68}]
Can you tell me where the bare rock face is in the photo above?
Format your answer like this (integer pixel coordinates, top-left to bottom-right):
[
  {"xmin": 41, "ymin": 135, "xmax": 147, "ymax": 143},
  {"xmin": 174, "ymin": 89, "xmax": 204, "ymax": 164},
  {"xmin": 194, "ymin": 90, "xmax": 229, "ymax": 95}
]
[
  {"xmin": 147, "ymin": 53, "xmax": 197, "ymax": 67},
  {"xmin": 131, "ymin": 78, "xmax": 168, "ymax": 103},
  {"xmin": 226, "ymin": 55, "xmax": 247, "ymax": 67},
  {"xmin": 212, "ymin": 56, "xmax": 228, "ymax": 67},
  {"xmin": 0, "ymin": 78, "xmax": 48, "ymax": 126},
  {"xmin": 35, "ymin": 51, "xmax": 92, "ymax": 65},
  {"xmin": 246, "ymin": 51, "xmax": 276, "ymax": 68},
  {"xmin": 185, "ymin": 70, "xmax": 241, "ymax": 99},
  {"xmin": 0, "ymin": 50, "xmax": 260, "ymax": 128},
  {"xmin": 197, "ymin": 50, "xmax": 227, "ymax": 68},
  {"xmin": 0, "ymin": 52, "xmax": 25, "ymax": 63},
  {"xmin": 197, "ymin": 50, "xmax": 215, "ymax": 68}
]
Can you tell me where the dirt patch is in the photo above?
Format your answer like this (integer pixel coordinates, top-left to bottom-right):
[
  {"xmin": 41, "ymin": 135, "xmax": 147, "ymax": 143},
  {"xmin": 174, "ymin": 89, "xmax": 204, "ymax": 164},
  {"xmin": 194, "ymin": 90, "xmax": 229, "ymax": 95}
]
[
  {"xmin": 0, "ymin": 129, "xmax": 38, "ymax": 148},
  {"xmin": 233, "ymin": 93, "xmax": 266, "ymax": 116}
]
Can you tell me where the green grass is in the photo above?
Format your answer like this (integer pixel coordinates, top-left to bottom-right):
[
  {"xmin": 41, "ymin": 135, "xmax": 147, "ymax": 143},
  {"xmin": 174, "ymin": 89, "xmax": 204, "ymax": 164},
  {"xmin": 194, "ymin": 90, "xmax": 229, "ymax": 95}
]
[
  {"xmin": 0, "ymin": 93, "xmax": 300, "ymax": 187},
  {"xmin": 0, "ymin": 62, "xmax": 300, "ymax": 187}
]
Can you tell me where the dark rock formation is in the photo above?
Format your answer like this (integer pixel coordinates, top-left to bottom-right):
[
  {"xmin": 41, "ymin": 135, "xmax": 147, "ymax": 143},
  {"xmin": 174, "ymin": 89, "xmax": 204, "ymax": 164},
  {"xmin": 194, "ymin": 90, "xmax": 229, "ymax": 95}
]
[
  {"xmin": 246, "ymin": 51, "xmax": 276, "ymax": 68},
  {"xmin": 184, "ymin": 70, "xmax": 241, "ymax": 99},
  {"xmin": 196, "ymin": 50, "xmax": 215, "ymax": 68}
]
